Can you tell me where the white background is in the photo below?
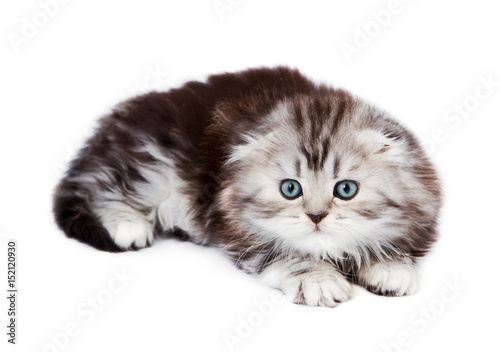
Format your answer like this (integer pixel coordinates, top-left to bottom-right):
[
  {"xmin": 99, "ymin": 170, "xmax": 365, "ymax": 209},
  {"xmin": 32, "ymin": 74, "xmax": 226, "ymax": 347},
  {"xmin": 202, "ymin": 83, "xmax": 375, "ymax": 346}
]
[{"xmin": 1, "ymin": 0, "xmax": 499, "ymax": 351}]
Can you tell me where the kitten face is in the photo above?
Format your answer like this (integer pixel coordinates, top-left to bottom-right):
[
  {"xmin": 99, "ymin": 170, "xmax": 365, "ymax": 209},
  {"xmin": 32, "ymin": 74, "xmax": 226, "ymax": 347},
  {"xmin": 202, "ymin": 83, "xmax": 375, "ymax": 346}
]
[{"xmin": 219, "ymin": 97, "xmax": 439, "ymax": 263}]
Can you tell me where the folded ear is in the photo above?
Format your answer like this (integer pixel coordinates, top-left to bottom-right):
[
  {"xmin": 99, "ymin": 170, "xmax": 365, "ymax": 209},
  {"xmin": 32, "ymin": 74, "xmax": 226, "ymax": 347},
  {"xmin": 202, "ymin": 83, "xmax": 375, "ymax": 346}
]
[{"xmin": 357, "ymin": 129, "xmax": 404, "ymax": 156}]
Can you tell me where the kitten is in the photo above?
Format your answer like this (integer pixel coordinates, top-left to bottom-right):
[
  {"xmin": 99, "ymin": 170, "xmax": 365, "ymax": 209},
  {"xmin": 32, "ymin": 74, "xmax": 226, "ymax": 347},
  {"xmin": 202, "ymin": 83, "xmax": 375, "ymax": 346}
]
[{"xmin": 53, "ymin": 67, "xmax": 441, "ymax": 307}]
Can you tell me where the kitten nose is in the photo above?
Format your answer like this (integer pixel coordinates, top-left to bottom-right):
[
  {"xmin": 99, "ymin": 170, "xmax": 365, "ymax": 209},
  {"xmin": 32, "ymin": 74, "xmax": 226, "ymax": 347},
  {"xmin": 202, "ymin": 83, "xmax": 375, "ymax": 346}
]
[{"xmin": 306, "ymin": 212, "xmax": 328, "ymax": 224}]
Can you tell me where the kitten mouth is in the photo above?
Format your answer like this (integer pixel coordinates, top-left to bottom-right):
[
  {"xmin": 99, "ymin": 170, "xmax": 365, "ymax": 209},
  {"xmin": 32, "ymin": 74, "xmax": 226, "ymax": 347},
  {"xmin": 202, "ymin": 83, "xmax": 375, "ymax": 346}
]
[{"xmin": 313, "ymin": 225, "xmax": 323, "ymax": 233}]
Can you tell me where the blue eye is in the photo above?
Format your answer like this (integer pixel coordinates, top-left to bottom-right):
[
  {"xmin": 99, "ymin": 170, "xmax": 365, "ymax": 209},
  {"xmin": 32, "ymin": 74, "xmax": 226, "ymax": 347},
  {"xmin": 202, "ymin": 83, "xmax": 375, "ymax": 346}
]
[
  {"xmin": 334, "ymin": 180, "xmax": 359, "ymax": 200},
  {"xmin": 280, "ymin": 179, "xmax": 302, "ymax": 200}
]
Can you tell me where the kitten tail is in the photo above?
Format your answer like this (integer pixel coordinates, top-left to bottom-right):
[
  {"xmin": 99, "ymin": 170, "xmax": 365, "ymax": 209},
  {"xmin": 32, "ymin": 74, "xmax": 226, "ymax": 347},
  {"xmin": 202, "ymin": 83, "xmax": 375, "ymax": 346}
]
[{"xmin": 52, "ymin": 180, "xmax": 124, "ymax": 252}]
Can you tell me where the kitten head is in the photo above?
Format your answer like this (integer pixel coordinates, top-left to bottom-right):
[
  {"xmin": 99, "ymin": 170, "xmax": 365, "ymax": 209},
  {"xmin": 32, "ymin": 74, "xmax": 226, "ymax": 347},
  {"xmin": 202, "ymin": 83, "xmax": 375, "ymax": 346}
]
[{"xmin": 216, "ymin": 92, "xmax": 441, "ymax": 265}]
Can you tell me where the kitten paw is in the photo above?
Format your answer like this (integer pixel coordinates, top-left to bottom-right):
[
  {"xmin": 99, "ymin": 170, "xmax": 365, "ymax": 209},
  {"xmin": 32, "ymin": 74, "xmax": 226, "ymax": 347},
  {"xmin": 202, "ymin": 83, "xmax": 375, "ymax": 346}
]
[
  {"xmin": 359, "ymin": 261, "xmax": 420, "ymax": 297},
  {"xmin": 282, "ymin": 271, "xmax": 352, "ymax": 308},
  {"xmin": 113, "ymin": 220, "xmax": 154, "ymax": 250}
]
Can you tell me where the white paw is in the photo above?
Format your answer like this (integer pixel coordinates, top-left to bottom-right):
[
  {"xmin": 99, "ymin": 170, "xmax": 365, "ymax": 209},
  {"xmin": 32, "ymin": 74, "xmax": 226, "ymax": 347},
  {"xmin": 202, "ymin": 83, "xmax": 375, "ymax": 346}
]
[
  {"xmin": 113, "ymin": 220, "xmax": 154, "ymax": 250},
  {"xmin": 281, "ymin": 270, "xmax": 351, "ymax": 308},
  {"xmin": 359, "ymin": 261, "xmax": 420, "ymax": 296},
  {"xmin": 259, "ymin": 257, "xmax": 352, "ymax": 308}
]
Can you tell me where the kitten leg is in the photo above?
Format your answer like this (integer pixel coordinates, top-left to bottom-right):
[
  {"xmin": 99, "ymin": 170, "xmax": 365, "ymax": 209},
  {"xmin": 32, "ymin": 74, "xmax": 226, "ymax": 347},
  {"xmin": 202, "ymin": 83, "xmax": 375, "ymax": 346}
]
[
  {"xmin": 258, "ymin": 255, "xmax": 351, "ymax": 308},
  {"xmin": 356, "ymin": 258, "xmax": 420, "ymax": 297},
  {"xmin": 94, "ymin": 201, "xmax": 154, "ymax": 250}
]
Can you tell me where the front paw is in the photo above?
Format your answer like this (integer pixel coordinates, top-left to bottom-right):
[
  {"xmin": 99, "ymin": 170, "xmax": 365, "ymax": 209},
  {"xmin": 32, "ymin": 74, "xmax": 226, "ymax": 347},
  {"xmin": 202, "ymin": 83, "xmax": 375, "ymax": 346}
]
[
  {"xmin": 113, "ymin": 220, "xmax": 154, "ymax": 250},
  {"xmin": 282, "ymin": 270, "xmax": 352, "ymax": 308},
  {"xmin": 359, "ymin": 261, "xmax": 420, "ymax": 297},
  {"xmin": 258, "ymin": 257, "xmax": 352, "ymax": 308}
]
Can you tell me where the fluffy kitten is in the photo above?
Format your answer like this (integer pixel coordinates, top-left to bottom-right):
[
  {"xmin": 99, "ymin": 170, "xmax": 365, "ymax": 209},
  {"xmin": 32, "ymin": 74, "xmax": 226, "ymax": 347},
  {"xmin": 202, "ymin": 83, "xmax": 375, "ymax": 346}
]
[{"xmin": 53, "ymin": 67, "xmax": 441, "ymax": 307}]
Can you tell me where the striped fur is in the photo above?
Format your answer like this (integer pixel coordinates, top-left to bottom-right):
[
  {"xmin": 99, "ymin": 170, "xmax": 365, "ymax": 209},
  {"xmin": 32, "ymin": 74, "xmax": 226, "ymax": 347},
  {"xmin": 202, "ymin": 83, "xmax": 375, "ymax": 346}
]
[{"xmin": 53, "ymin": 67, "xmax": 441, "ymax": 307}]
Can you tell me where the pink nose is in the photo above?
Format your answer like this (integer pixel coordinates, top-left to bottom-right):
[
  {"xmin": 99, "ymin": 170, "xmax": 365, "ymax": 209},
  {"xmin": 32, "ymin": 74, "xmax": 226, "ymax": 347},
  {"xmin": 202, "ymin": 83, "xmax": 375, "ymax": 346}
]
[{"xmin": 306, "ymin": 213, "xmax": 328, "ymax": 224}]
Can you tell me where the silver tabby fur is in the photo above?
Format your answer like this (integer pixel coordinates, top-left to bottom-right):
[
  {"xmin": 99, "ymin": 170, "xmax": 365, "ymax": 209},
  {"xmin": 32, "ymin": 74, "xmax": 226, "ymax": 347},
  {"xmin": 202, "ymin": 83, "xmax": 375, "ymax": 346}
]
[{"xmin": 53, "ymin": 67, "xmax": 441, "ymax": 307}]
